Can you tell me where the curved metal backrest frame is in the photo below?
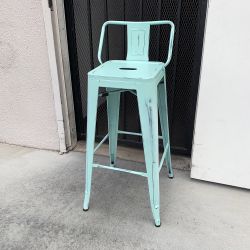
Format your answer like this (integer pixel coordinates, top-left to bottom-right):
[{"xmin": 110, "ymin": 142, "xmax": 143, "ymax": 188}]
[{"xmin": 98, "ymin": 20, "xmax": 175, "ymax": 67}]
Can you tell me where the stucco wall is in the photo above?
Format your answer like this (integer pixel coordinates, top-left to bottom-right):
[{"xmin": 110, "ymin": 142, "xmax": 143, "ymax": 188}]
[
  {"xmin": 191, "ymin": 0, "xmax": 250, "ymax": 189},
  {"xmin": 0, "ymin": 0, "xmax": 59, "ymax": 150}
]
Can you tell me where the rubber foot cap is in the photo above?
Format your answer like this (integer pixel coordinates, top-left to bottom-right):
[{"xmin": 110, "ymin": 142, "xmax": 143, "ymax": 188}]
[
  {"xmin": 83, "ymin": 208, "xmax": 89, "ymax": 212},
  {"xmin": 155, "ymin": 223, "xmax": 161, "ymax": 227}
]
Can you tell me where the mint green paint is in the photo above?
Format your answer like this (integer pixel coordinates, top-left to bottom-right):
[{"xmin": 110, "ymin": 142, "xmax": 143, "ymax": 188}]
[{"xmin": 84, "ymin": 21, "xmax": 175, "ymax": 226}]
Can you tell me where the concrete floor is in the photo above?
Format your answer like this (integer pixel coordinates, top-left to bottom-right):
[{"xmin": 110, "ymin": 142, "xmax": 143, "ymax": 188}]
[{"xmin": 0, "ymin": 143, "xmax": 250, "ymax": 250}]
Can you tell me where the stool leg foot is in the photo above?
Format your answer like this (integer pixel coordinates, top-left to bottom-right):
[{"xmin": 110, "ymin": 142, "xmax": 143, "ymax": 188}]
[
  {"xmin": 107, "ymin": 88, "xmax": 120, "ymax": 166},
  {"xmin": 137, "ymin": 87, "xmax": 161, "ymax": 226},
  {"xmin": 83, "ymin": 80, "xmax": 99, "ymax": 211},
  {"xmin": 155, "ymin": 221, "xmax": 161, "ymax": 227},
  {"xmin": 158, "ymin": 77, "xmax": 174, "ymax": 178}
]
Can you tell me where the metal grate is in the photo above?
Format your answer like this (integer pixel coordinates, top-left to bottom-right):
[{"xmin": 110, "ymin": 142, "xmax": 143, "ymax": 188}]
[{"xmin": 64, "ymin": 0, "xmax": 208, "ymax": 155}]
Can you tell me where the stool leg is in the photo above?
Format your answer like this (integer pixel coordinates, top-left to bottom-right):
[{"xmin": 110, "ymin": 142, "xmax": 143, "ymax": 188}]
[
  {"xmin": 137, "ymin": 86, "xmax": 161, "ymax": 227},
  {"xmin": 107, "ymin": 88, "xmax": 120, "ymax": 166},
  {"xmin": 83, "ymin": 79, "xmax": 99, "ymax": 211},
  {"xmin": 158, "ymin": 78, "xmax": 174, "ymax": 178}
]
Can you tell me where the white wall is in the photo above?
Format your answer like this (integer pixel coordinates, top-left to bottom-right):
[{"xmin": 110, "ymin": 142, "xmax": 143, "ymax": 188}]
[
  {"xmin": 191, "ymin": 0, "xmax": 250, "ymax": 188},
  {"xmin": 0, "ymin": 0, "xmax": 60, "ymax": 150}
]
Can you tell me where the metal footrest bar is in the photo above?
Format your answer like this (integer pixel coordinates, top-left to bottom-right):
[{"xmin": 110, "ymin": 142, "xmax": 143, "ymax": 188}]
[
  {"xmin": 94, "ymin": 134, "xmax": 109, "ymax": 153},
  {"xmin": 118, "ymin": 130, "xmax": 163, "ymax": 140},
  {"xmin": 93, "ymin": 163, "xmax": 148, "ymax": 177},
  {"xmin": 118, "ymin": 130, "xmax": 142, "ymax": 137},
  {"xmin": 93, "ymin": 131, "xmax": 163, "ymax": 153},
  {"xmin": 159, "ymin": 143, "xmax": 169, "ymax": 172}
]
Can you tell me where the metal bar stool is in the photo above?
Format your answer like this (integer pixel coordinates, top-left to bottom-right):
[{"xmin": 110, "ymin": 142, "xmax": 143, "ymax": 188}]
[{"xmin": 83, "ymin": 20, "xmax": 175, "ymax": 226}]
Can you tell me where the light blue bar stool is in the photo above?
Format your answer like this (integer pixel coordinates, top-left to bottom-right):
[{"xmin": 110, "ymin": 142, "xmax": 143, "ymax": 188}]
[{"xmin": 83, "ymin": 20, "xmax": 175, "ymax": 227}]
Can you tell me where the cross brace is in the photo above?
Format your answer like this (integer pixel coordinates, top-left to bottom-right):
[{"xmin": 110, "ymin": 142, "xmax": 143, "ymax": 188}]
[
  {"xmin": 99, "ymin": 89, "xmax": 136, "ymax": 97},
  {"xmin": 93, "ymin": 131, "xmax": 169, "ymax": 176}
]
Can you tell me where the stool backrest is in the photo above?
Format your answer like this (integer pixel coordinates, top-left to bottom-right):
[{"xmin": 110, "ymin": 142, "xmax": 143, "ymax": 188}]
[{"xmin": 98, "ymin": 21, "xmax": 175, "ymax": 67}]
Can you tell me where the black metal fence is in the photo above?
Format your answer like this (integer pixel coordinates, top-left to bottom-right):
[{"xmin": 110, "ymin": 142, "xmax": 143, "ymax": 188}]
[{"xmin": 64, "ymin": 0, "xmax": 207, "ymax": 155}]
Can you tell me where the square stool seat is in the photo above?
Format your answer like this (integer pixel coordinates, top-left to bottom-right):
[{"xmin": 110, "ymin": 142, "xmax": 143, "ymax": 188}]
[{"xmin": 88, "ymin": 60, "xmax": 165, "ymax": 82}]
